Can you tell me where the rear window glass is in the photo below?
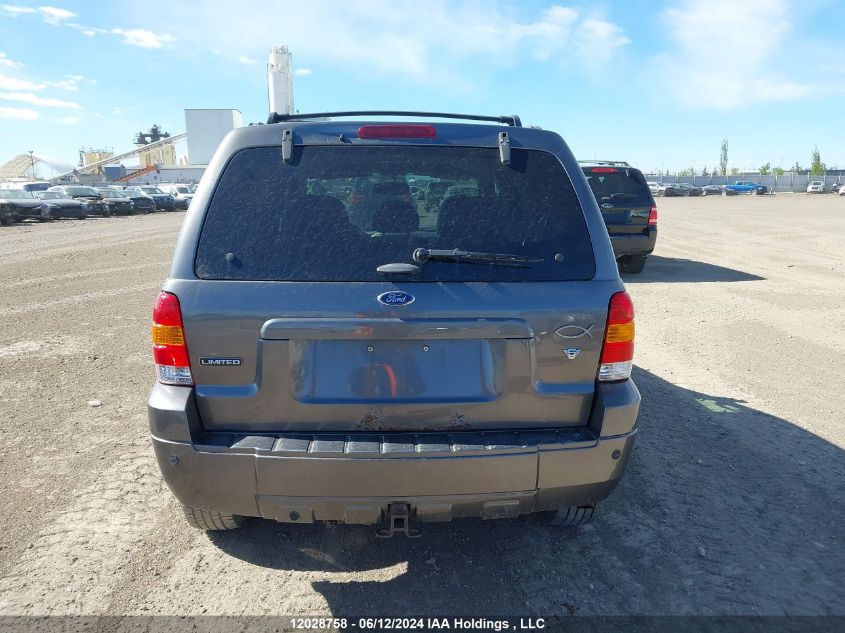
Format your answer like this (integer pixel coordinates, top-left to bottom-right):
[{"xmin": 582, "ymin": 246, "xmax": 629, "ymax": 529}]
[
  {"xmin": 582, "ymin": 168, "xmax": 652, "ymax": 206},
  {"xmin": 66, "ymin": 187, "xmax": 98, "ymax": 196},
  {"xmin": 195, "ymin": 145, "xmax": 595, "ymax": 282}
]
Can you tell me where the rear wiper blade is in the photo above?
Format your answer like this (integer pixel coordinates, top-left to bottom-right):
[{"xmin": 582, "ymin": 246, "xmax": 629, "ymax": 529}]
[{"xmin": 412, "ymin": 248, "xmax": 544, "ymax": 268}]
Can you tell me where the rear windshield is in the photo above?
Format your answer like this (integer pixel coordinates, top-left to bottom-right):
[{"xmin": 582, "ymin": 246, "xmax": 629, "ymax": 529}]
[
  {"xmin": 65, "ymin": 187, "xmax": 98, "ymax": 196},
  {"xmin": 196, "ymin": 145, "xmax": 595, "ymax": 282},
  {"xmin": 582, "ymin": 168, "xmax": 652, "ymax": 206}
]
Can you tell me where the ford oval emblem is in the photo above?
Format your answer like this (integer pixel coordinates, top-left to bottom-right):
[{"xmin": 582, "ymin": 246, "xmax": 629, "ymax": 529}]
[{"xmin": 377, "ymin": 291, "xmax": 415, "ymax": 307}]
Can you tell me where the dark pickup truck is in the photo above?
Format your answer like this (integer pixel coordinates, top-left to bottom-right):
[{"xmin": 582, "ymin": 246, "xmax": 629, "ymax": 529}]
[{"xmin": 580, "ymin": 161, "xmax": 657, "ymax": 274}]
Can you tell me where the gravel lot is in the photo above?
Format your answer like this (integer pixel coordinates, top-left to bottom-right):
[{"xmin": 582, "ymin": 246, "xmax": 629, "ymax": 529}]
[{"xmin": 0, "ymin": 194, "xmax": 843, "ymax": 618}]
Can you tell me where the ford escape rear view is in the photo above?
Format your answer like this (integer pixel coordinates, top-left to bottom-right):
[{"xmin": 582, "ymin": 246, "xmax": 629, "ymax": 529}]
[{"xmin": 148, "ymin": 111, "xmax": 641, "ymax": 534}]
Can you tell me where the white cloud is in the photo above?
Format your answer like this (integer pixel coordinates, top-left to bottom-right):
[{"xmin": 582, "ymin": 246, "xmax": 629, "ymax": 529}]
[
  {"xmin": 47, "ymin": 75, "xmax": 85, "ymax": 90},
  {"xmin": 1, "ymin": 5, "xmax": 77, "ymax": 23},
  {"xmin": 294, "ymin": 68, "xmax": 312, "ymax": 76},
  {"xmin": 0, "ymin": 104, "xmax": 38, "ymax": 120},
  {"xmin": 236, "ymin": 55, "xmax": 257, "ymax": 65},
  {"xmin": 66, "ymin": 22, "xmax": 107, "ymax": 35},
  {"xmin": 0, "ymin": 4, "xmax": 36, "ymax": 17},
  {"xmin": 55, "ymin": 115, "xmax": 80, "ymax": 124},
  {"xmin": 0, "ymin": 72, "xmax": 45, "ymax": 91},
  {"xmin": 0, "ymin": 91, "xmax": 81, "ymax": 108},
  {"xmin": 0, "ymin": 51, "xmax": 23, "ymax": 68},
  {"xmin": 657, "ymin": 0, "xmax": 817, "ymax": 108},
  {"xmin": 160, "ymin": 2, "xmax": 628, "ymax": 82},
  {"xmin": 574, "ymin": 19, "xmax": 630, "ymax": 63},
  {"xmin": 111, "ymin": 28, "xmax": 174, "ymax": 48},
  {"xmin": 37, "ymin": 5, "xmax": 76, "ymax": 24}
]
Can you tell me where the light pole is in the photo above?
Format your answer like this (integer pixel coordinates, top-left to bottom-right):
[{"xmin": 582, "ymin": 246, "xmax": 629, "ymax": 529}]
[{"xmin": 28, "ymin": 150, "xmax": 35, "ymax": 180}]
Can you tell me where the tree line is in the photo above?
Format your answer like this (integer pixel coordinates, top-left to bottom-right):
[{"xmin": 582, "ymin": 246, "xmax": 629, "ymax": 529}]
[{"xmin": 668, "ymin": 141, "xmax": 831, "ymax": 177}]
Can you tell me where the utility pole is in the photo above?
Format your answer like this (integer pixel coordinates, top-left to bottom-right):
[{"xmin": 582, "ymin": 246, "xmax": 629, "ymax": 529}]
[{"xmin": 28, "ymin": 150, "xmax": 35, "ymax": 180}]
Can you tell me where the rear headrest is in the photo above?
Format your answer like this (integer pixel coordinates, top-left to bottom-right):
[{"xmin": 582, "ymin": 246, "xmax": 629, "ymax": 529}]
[
  {"xmin": 438, "ymin": 194, "xmax": 499, "ymax": 244},
  {"xmin": 372, "ymin": 200, "xmax": 419, "ymax": 233},
  {"xmin": 281, "ymin": 195, "xmax": 357, "ymax": 242}
]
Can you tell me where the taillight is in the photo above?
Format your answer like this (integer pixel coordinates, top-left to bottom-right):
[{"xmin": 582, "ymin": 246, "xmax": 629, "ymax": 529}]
[
  {"xmin": 598, "ymin": 291, "xmax": 634, "ymax": 382},
  {"xmin": 152, "ymin": 291, "xmax": 193, "ymax": 385},
  {"xmin": 648, "ymin": 205, "xmax": 658, "ymax": 226},
  {"xmin": 357, "ymin": 124, "xmax": 437, "ymax": 139}
]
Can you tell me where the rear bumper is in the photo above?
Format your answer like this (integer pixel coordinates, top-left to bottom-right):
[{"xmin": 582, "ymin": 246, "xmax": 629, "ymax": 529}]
[
  {"xmin": 610, "ymin": 230, "xmax": 657, "ymax": 257},
  {"xmin": 148, "ymin": 380, "xmax": 640, "ymax": 523}
]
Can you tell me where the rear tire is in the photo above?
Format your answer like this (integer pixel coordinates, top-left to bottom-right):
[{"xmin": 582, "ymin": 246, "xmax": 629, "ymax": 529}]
[
  {"xmin": 618, "ymin": 254, "xmax": 647, "ymax": 274},
  {"xmin": 752, "ymin": 188, "xmax": 759, "ymax": 196},
  {"xmin": 182, "ymin": 505, "xmax": 244, "ymax": 531},
  {"xmin": 537, "ymin": 504, "xmax": 596, "ymax": 527},
  {"xmin": 721, "ymin": 190, "xmax": 727, "ymax": 196}
]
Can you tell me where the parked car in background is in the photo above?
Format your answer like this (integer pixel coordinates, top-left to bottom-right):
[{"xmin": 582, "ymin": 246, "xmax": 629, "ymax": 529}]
[
  {"xmin": 48, "ymin": 185, "xmax": 110, "ymax": 216},
  {"xmin": 0, "ymin": 197, "xmax": 12, "ymax": 225},
  {"xmin": 98, "ymin": 189, "xmax": 136, "ymax": 215},
  {"xmin": 839, "ymin": 184, "xmax": 845, "ymax": 196},
  {"xmin": 443, "ymin": 183, "xmax": 479, "ymax": 200},
  {"xmin": 806, "ymin": 181, "xmax": 825, "ymax": 194},
  {"xmin": 661, "ymin": 183, "xmax": 688, "ymax": 197},
  {"xmin": 723, "ymin": 181, "xmax": 768, "ymax": 195},
  {"xmin": 121, "ymin": 187, "xmax": 157, "ymax": 213},
  {"xmin": 132, "ymin": 186, "xmax": 177, "ymax": 211},
  {"xmin": 346, "ymin": 177, "xmax": 414, "ymax": 229},
  {"xmin": 157, "ymin": 183, "xmax": 194, "ymax": 210},
  {"xmin": 0, "ymin": 180, "xmax": 51, "ymax": 192},
  {"xmin": 701, "ymin": 184, "xmax": 728, "ymax": 195},
  {"xmin": 647, "ymin": 181, "xmax": 667, "ymax": 197},
  {"xmin": 677, "ymin": 183, "xmax": 703, "ymax": 196},
  {"xmin": 0, "ymin": 189, "xmax": 51, "ymax": 222},
  {"xmin": 581, "ymin": 160, "xmax": 657, "ymax": 274},
  {"xmin": 423, "ymin": 180, "xmax": 453, "ymax": 214},
  {"xmin": 34, "ymin": 191, "xmax": 89, "ymax": 219}
]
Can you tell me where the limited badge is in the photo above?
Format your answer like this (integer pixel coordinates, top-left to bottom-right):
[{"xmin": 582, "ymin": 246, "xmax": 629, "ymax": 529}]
[{"xmin": 199, "ymin": 357, "xmax": 243, "ymax": 366}]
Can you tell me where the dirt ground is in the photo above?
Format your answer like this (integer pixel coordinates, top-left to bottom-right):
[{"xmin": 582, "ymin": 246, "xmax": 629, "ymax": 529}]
[{"xmin": 0, "ymin": 194, "xmax": 843, "ymax": 618}]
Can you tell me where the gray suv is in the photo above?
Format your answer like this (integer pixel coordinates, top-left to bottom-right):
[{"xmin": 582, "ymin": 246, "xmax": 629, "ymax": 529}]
[{"xmin": 149, "ymin": 111, "xmax": 641, "ymax": 535}]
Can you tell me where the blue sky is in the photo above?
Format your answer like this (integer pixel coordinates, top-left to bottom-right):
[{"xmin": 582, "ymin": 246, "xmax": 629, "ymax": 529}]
[{"xmin": 1, "ymin": 0, "xmax": 844, "ymax": 174}]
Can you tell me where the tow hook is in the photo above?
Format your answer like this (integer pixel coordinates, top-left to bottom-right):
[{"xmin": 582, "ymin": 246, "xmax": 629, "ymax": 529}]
[{"xmin": 376, "ymin": 503, "xmax": 421, "ymax": 538}]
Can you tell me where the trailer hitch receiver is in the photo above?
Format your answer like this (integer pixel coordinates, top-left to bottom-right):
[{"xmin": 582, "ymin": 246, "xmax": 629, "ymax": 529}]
[{"xmin": 376, "ymin": 503, "xmax": 421, "ymax": 538}]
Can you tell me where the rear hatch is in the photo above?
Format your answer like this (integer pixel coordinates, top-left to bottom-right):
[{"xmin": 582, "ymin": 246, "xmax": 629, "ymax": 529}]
[
  {"xmin": 581, "ymin": 166, "xmax": 654, "ymax": 237},
  {"xmin": 176, "ymin": 138, "xmax": 616, "ymax": 434}
]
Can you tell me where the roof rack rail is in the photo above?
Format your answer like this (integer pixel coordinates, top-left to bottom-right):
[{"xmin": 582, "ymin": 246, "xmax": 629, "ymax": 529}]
[
  {"xmin": 577, "ymin": 160, "xmax": 631, "ymax": 167},
  {"xmin": 266, "ymin": 110, "xmax": 522, "ymax": 127}
]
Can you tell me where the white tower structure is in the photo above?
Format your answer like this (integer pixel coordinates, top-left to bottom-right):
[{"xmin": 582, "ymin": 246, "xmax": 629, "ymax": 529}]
[{"xmin": 268, "ymin": 45, "xmax": 294, "ymax": 115}]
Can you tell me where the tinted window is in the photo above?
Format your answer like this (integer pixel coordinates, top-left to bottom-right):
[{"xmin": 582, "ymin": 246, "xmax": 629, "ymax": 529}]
[
  {"xmin": 582, "ymin": 168, "xmax": 653, "ymax": 206},
  {"xmin": 0, "ymin": 190, "xmax": 34, "ymax": 199},
  {"xmin": 66, "ymin": 187, "xmax": 98, "ymax": 196},
  {"xmin": 196, "ymin": 146, "xmax": 595, "ymax": 282}
]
